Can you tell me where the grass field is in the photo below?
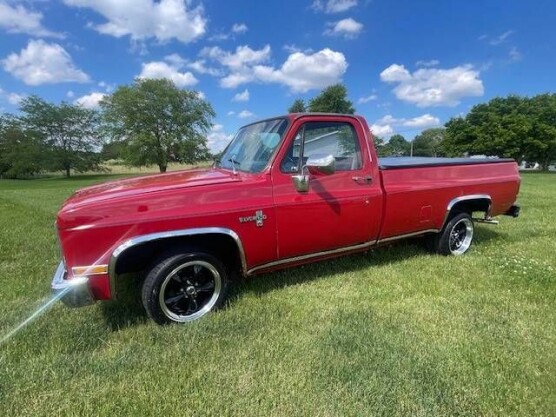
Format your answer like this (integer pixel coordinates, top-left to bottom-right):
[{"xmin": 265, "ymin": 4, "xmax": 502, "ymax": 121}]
[{"xmin": 1, "ymin": 173, "xmax": 555, "ymax": 416}]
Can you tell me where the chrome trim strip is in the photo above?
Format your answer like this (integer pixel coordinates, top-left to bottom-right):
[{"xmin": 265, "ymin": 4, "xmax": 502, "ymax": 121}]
[
  {"xmin": 108, "ymin": 227, "xmax": 247, "ymax": 299},
  {"xmin": 444, "ymin": 194, "xmax": 492, "ymax": 227},
  {"xmin": 377, "ymin": 229, "xmax": 440, "ymax": 244},
  {"xmin": 247, "ymin": 240, "xmax": 377, "ymax": 275}
]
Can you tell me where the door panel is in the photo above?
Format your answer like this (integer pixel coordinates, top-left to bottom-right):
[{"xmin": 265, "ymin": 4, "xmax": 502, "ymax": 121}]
[{"xmin": 272, "ymin": 118, "xmax": 382, "ymax": 259}]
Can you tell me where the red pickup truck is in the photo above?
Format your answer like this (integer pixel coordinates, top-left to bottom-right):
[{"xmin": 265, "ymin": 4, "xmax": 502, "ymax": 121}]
[{"xmin": 52, "ymin": 113, "xmax": 521, "ymax": 324}]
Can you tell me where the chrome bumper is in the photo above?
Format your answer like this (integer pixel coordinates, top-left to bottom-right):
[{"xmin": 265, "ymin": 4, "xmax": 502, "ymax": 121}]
[{"xmin": 51, "ymin": 261, "xmax": 95, "ymax": 308}]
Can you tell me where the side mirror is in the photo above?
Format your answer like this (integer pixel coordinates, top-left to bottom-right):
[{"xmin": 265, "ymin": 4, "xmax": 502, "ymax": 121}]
[
  {"xmin": 306, "ymin": 154, "xmax": 336, "ymax": 176},
  {"xmin": 291, "ymin": 154, "xmax": 335, "ymax": 192}
]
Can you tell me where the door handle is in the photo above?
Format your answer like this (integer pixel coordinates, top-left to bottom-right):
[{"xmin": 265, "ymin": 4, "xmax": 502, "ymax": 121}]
[{"xmin": 352, "ymin": 175, "xmax": 373, "ymax": 184}]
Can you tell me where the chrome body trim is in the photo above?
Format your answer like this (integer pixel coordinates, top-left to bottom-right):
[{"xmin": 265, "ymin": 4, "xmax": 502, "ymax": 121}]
[
  {"xmin": 108, "ymin": 227, "xmax": 247, "ymax": 299},
  {"xmin": 444, "ymin": 194, "xmax": 492, "ymax": 227},
  {"xmin": 51, "ymin": 261, "xmax": 95, "ymax": 308},
  {"xmin": 377, "ymin": 229, "xmax": 440, "ymax": 244},
  {"xmin": 247, "ymin": 240, "xmax": 377, "ymax": 275}
]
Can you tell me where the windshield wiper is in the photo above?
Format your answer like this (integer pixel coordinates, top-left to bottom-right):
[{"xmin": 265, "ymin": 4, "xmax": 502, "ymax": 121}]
[{"xmin": 228, "ymin": 154, "xmax": 239, "ymax": 175}]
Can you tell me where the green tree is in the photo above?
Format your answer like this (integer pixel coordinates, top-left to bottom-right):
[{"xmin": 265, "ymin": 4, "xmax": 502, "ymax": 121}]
[
  {"xmin": 288, "ymin": 99, "xmax": 306, "ymax": 113},
  {"xmin": 308, "ymin": 84, "xmax": 355, "ymax": 114},
  {"xmin": 0, "ymin": 115, "xmax": 44, "ymax": 178},
  {"xmin": 372, "ymin": 135, "xmax": 390, "ymax": 157},
  {"xmin": 101, "ymin": 78, "xmax": 214, "ymax": 173},
  {"xmin": 412, "ymin": 128, "xmax": 446, "ymax": 157},
  {"xmin": 19, "ymin": 96, "xmax": 102, "ymax": 177},
  {"xmin": 443, "ymin": 94, "xmax": 556, "ymax": 168},
  {"xmin": 386, "ymin": 134, "xmax": 410, "ymax": 156}
]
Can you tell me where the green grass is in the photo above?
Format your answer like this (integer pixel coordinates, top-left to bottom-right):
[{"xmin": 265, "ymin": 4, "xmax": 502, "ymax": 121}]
[{"xmin": 1, "ymin": 173, "xmax": 555, "ymax": 416}]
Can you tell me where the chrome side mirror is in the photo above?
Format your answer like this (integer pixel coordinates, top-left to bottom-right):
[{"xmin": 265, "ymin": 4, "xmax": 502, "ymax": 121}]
[
  {"xmin": 291, "ymin": 154, "xmax": 335, "ymax": 192},
  {"xmin": 306, "ymin": 154, "xmax": 336, "ymax": 176}
]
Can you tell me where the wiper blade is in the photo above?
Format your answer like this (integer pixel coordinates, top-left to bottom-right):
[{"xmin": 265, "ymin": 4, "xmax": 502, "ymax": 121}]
[{"xmin": 228, "ymin": 154, "xmax": 239, "ymax": 175}]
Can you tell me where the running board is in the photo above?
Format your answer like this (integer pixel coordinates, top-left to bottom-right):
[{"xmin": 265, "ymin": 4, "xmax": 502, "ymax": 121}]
[{"xmin": 473, "ymin": 217, "xmax": 499, "ymax": 225}]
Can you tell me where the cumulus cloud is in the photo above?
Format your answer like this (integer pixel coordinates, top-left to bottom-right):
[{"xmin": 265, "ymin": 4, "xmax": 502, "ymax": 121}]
[
  {"xmin": 63, "ymin": 0, "xmax": 206, "ymax": 43},
  {"xmin": 253, "ymin": 48, "xmax": 348, "ymax": 92},
  {"xmin": 312, "ymin": 0, "xmax": 358, "ymax": 13},
  {"xmin": 7, "ymin": 92, "xmax": 25, "ymax": 105},
  {"xmin": 0, "ymin": 1, "xmax": 63, "ymax": 38},
  {"xmin": 138, "ymin": 56, "xmax": 198, "ymax": 87},
  {"xmin": 2, "ymin": 40, "xmax": 90, "ymax": 86},
  {"xmin": 380, "ymin": 63, "xmax": 484, "ymax": 107},
  {"xmin": 325, "ymin": 18, "xmax": 363, "ymax": 38},
  {"xmin": 201, "ymin": 45, "xmax": 347, "ymax": 92},
  {"xmin": 232, "ymin": 23, "xmax": 248, "ymax": 34},
  {"xmin": 207, "ymin": 124, "xmax": 233, "ymax": 153},
  {"xmin": 370, "ymin": 113, "xmax": 440, "ymax": 138},
  {"xmin": 232, "ymin": 89, "xmax": 249, "ymax": 102},
  {"xmin": 74, "ymin": 92, "xmax": 106, "ymax": 109}
]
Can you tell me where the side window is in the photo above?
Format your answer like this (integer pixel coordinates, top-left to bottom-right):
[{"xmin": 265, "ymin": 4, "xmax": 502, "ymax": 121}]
[{"xmin": 280, "ymin": 121, "xmax": 362, "ymax": 173}]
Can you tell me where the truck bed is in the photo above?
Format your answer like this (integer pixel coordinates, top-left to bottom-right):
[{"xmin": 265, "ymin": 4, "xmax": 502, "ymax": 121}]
[{"xmin": 379, "ymin": 157, "xmax": 516, "ymax": 170}]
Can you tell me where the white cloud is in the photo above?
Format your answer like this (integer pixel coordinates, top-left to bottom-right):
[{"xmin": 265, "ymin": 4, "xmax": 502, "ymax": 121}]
[
  {"xmin": 370, "ymin": 113, "xmax": 440, "ymax": 138},
  {"xmin": 227, "ymin": 111, "xmax": 235, "ymax": 116},
  {"xmin": 238, "ymin": 110, "xmax": 254, "ymax": 118},
  {"xmin": 139, "ymin": 59, "xmax": 198, "ymax": 88},
  {"xmin": 63, "ymin": 0, "xmax": 206, "ymax": 43},
  {"xmin": 358, "ymin": 94, "xmax": 377, "ymax": 104},
  {"xmin": 207, "ymin": 124, "xmax": 233, "ymax": 153},
  {"xmin": 325, "ymin": 18, "xmax": 363, "ymax": 38},
  {"xmin": 416, "ymin": 59, "xmax": 439, "ymax": 68},
  {"xmin": 201, "ymin": 45, "xmax": 271, "ymax": 71},
  {"xmin": 186, "ymin": 59, "xmax": 222, "ymax": 76},
  {"xmin": 2, "ymin": 40, "xmax": 90, "ymax": 86},
  {"xmin": 253, "ymin": 48, "xmax": 348, "ymax": 92},
  {"xmin": 509, "ymin": 47, "xmax": 522, "ymax": 62},
  {"xmin": 232, "ymin": 23, "xmax": 248, "ymax": 34},
  {"xmin": 370, "ymin": 123, "xmax": 394, "ymax": 137},
  {"xmin": 380, "ymin": 63, "xmax": 484, "ymax": 107},
  {"xmin": 66, "ymin": 90, "xmax": 75, "ymax": 98},
  {"xmin": 0, "ymin": 1, "xmax": 63, "ymax": 38},
  {"xmin": 488, "ymin": 30, "xmax": 513, "ymax": 46},
  {"xmin": 232, "ymin": 89, "xmax": 249, "ymax": 102},
  {"xmin": 312, "ymin": 0, "xmax": 358, "ymax": 13},
  {"xmin": 74, "ymin": 92, "xmax": 106, "ymax": 109},
  {"xmin": 7, "ymin": 92, "xmax": 25, "ymax": 105},
  {"xmin": 202, "ymin": 45, "xmax": 347, "ymax": 92}
]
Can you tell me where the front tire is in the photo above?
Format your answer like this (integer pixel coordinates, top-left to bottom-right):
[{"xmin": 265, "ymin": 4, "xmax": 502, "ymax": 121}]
[
  {"xmin": 142, "ymin": 250, "xmax": 229, "ymax": 325},
  {"xmin": 429, "ymin": 212, "xmax": 475, "ymax": 256}
]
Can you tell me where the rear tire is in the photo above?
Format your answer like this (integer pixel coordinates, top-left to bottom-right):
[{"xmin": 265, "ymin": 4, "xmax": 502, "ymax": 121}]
[
  {"xmin": 141, "ymin": 250, "xmax": 229, "ymax": 325},
  {"xmin": 427, "ymin": 212, "xmax": 475, "ymax": 256}
]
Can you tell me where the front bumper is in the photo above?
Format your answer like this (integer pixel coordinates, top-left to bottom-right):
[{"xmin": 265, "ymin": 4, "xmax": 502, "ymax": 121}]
[{"xmin": 51, "ymin": 261, "xmax": 95, "ymax": 308}]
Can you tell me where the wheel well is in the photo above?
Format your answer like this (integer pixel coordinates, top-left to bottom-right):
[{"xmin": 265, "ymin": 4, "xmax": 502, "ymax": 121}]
[
  {"xmin": 114, "ymin": 234, "xmax": 244, "ymax": 282},
  {"xmin": 445, "ymin": 197, "xmax": 491, "ymax": 227}
]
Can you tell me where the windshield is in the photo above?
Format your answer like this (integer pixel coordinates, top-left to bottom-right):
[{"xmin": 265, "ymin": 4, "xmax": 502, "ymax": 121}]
[{"xmin": 217, "ymin": 118, "xmax": 288, "ymax": 173}]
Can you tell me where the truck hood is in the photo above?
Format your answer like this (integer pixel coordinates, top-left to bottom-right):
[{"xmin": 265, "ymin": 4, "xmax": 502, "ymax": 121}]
[{"xmin": 65, "ymin": 168, "xmax": 240, "ymax": 208}]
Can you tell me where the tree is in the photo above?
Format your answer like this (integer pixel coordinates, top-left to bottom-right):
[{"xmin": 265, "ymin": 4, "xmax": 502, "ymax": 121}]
[
  {"xmin": 386, "ymin": 134, "xmax": 410, "ymax": 156},
  {"xmin": 19, "ymin": 96, "xmax": 102, "ymax": 177},
  {"xmin": 308, "ymin": 84, "xmax": 355, "ymax": 114},
  {"xmin": 101, "ymin": 78, "xmax": 214, "ymax": 173},
  {"xmin": 443, "ymin": 94, "xmax": 556, "ymax": 168},
  {"xmin": 0, "ymin": 115, "xmax": 44, "ymax": 178},
  {"xmin": 412, "ymin": 128, "xmax": 446, "ymax": 157},
  {"xmin": 288, "ymin": 99, "xmax": 306, "ymax": 113}
]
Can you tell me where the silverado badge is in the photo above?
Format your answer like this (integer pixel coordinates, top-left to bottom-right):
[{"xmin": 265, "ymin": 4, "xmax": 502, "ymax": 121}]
[{"xmin": 239, "ymin": 210, "xmax": 267, "ymax": 227}]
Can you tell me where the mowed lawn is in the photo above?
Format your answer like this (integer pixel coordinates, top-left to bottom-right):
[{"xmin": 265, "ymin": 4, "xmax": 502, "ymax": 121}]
[{"xmin": 0, "ymin": 173, "xmax": 554, "ymax": 417}]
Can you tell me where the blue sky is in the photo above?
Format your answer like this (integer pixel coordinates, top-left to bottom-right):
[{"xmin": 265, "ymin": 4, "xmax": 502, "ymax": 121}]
[{"xmin": 0, "ymin": 0, "xmax": 555, "ymax": 152}]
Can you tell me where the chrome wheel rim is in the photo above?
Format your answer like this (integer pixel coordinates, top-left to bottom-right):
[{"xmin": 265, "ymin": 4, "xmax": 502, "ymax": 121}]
[
  {"xmin": 449, "ymin": 218, "xmax": 474, "ymax": 255},
  {"xmin": 159, "ymin": 260, "xmax": 221, "ymax": 322}
]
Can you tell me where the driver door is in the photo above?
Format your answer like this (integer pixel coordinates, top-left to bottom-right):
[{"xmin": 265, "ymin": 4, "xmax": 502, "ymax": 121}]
[{"xmin": 272, "ymin": 118, "xmax": 382, "ymax": 259}]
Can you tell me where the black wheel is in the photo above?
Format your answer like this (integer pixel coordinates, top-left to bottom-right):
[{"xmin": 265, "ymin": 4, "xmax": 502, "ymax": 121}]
[
  {"xmin": 428, "ymin": 212, "xmax": 475, "ymax": 256},
  {"xmin": 141, "ymin": 250, "xmax": 229, "ymax": 325}
]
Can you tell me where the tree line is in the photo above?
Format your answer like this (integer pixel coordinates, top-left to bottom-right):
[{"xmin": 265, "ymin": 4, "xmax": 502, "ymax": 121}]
[
  {"xmin": 1, "ymin": 80, "xmax": 555, "ymax": 179},
  {"xmin": 289, "ymin": 86, "xmax": 556, "ymax": 169},
  {"xmin": 0, "ymin": 78, "xmax": 213, "ymax": 178}
]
